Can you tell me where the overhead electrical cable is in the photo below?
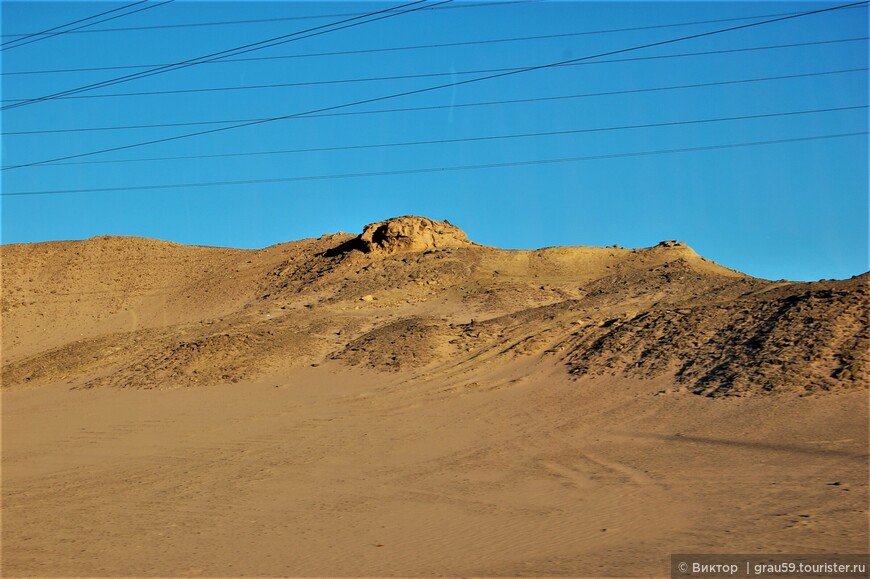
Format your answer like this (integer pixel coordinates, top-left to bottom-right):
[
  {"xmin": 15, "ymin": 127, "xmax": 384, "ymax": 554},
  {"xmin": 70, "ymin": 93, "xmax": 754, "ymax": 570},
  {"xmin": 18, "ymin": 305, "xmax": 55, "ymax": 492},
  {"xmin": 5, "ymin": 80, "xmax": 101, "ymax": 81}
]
[
  {"xmin": 1, "ymin": 0, "xmax": 151, "ymax": 49},
  {"xmin": 0, "ymin": 0, "xmax": 534, "ymax": 39},
  {"xmin": 5, "ymin": 67, "xmax": 864, "ymax": 139},
  {"xmin": 3, "ymin": 132, "xmax": 865, "ymax": 197},
  {"xmin": 4, "ymin": 5, "xmax": 867, "ymax": 77},
  {"xmin": 1, "ymin": 0, "xmax": 176, "ymax": 52},
  {"xmin": 5, "ymin": 37, "xmax": 864, "ymax": 104},
  {"xmin": 5, "ymin": 105, "xmax": 862, "ymax": 168},
  {"xmin": 3, "ymin": 1, "xmax": 864, "ymax": 171},
  {"xmin": 1, "ymin": 0, "xmax": 450, "ymax": 111},
  {"xmin": 0, "ymin": 67, "xmax": 870, "ymax": 163}
]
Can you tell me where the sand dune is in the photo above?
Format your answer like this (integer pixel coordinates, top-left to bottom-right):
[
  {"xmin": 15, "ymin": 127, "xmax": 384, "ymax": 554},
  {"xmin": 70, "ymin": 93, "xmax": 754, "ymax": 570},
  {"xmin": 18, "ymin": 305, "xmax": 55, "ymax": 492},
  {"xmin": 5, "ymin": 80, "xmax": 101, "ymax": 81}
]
[{"xmin": 2, "ymin": 216, "xmax": 867, "ymax": 576}]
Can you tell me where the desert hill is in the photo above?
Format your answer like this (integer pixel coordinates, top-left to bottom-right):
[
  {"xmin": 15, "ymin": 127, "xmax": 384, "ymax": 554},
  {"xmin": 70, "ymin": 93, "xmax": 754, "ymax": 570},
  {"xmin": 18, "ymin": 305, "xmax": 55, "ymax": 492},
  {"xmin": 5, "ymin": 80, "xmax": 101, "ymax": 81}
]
[
  {"xmin": 2, "ymin": 215, "xmax": 866, "ymax": 396},
  {"xmin": 3, "ymin": 216, "xmax": 868, "ymax": 577}
]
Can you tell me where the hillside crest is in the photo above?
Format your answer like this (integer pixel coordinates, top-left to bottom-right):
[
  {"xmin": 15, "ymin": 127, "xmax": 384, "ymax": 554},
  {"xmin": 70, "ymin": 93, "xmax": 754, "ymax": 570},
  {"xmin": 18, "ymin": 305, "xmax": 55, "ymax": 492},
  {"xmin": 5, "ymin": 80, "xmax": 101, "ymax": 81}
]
[{"xmin": 2, "ymin": 216, "xmax": 867, "ymax": 396}]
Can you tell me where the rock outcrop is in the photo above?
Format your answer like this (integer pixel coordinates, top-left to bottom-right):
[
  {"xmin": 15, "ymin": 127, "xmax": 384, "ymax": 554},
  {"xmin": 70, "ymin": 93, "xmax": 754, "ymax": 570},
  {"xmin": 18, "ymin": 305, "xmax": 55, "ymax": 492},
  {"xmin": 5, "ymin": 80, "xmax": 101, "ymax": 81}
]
[{"xmin": 357, "ymin": 216, "xmax": 472, "ymax": 254}]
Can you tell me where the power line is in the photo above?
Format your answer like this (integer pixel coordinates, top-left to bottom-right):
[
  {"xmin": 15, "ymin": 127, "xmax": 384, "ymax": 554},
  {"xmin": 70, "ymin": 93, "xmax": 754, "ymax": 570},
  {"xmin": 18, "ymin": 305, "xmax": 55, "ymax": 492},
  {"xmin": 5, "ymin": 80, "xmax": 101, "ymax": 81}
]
[
  {"xmin": 7, "ymin": 105, "xmax": 863, "ymax": 170},
  {"xmin": 5, "ymin": 68, "xmax": 864, "ymax": 141},
  {"xmin": 4, "ymin": 5, "xmax": 867, "ymax": 77},
  {"xmin": 0, "ymin": 0, "xmax": 436, "ymax": 109},
  {"xmin": 310, "ymin": 68, "xmax": 868, "ymax": 117},
  {"xmin": 1, "ymin": 1, "xmax": 176, "ymax": 52},
  {"xmin": 3, "ymin": 132, "xmax": 865, "ymax": 197},
  {"xmin": 3, "ymin": 1, "xmax": 865, "ymax": 171},
  {"xmin": 0, "ymin": 0, "xmax": 536, "ymax": 39},
  {"xmin": 1, "ymin": 0, "xmax": 449, "ymax": 112},
  {"xmin": 0, "ymin": 0, "xmax": 150, "ymax": 49},
  {"xmin": 5, "ymin": 37, "xmax": 864, "ymax": 105}
]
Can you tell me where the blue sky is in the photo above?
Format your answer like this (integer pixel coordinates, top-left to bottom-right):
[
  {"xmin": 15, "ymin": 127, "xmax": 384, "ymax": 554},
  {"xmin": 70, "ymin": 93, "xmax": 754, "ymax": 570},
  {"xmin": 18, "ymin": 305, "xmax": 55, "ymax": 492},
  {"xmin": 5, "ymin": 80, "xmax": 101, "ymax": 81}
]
[{"xmin": 1, "ymin": 0, "xmax": 867, "ymax": 281}]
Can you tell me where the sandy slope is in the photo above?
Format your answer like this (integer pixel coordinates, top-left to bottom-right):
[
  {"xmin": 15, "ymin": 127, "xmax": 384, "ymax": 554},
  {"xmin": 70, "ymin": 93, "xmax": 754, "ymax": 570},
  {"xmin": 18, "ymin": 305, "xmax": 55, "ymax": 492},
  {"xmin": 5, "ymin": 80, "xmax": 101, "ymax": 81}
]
[
  {"xmin": 1, "ymin": 216, "xmax": 868, "ymax": 577},
  {"xmin": 3, "ymin": 364, "xmax": 866, "ymax": 577}
]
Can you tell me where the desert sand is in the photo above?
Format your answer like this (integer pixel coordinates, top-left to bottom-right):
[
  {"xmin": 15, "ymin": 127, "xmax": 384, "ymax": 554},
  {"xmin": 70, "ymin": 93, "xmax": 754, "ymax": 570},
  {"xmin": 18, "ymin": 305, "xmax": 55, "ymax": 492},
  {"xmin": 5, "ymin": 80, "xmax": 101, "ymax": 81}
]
[{"xmin": 2, "ymin": 216, "xmax": 867, "ymax": 577}]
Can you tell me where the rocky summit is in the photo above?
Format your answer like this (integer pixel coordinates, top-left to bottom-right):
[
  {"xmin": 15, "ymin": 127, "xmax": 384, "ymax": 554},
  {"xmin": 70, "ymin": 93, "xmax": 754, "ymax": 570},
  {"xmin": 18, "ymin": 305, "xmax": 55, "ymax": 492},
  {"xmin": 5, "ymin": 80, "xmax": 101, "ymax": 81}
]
[{"xmin": 359, "ymin": 215, "xmax": 472, "ymax": 254}]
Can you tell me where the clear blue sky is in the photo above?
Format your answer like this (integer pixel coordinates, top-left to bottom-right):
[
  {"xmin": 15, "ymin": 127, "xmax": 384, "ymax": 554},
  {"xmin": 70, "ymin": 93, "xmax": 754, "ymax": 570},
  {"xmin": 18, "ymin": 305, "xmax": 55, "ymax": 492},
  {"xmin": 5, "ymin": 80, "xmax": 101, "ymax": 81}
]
[{"xmin": 1, "ymin": 0, "xmax": 867, "ymax": 281}]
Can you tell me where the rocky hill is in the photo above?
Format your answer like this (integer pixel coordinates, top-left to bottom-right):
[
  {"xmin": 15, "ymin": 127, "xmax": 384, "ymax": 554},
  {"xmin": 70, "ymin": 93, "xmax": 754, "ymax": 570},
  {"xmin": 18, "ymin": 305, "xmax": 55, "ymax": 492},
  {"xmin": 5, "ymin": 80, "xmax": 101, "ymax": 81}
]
[{"xmin": 2, "ymin": 216, "xmax": 867, "ymax": 396}]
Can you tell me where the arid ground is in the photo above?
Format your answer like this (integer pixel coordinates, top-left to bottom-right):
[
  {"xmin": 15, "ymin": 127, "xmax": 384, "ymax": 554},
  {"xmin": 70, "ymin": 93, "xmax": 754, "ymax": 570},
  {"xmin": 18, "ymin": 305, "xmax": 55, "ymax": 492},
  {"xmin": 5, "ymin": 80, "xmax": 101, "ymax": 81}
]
[{"xmin": 2, "ymin": 216, "xmax": 867, "ymax": 577}]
